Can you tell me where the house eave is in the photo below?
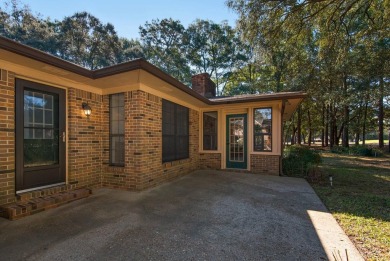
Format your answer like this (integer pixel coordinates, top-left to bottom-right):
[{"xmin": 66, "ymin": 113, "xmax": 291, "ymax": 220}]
[{"xmin": 0, "ymin": 36, "xmax": 307, "ymax": 107}]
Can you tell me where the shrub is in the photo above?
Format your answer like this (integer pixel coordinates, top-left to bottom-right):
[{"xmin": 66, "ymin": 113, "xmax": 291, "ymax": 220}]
[
  {"xmin": 330, "ymin": 145, "xmax": 384, "ymax": 157},
  {"xmin": 330, "ymin": 146, "xmax": 348, "ymax": 154},
  {"xmin": 349, "ymin": 145, "xmax": 372, "ymax": 156},
  {"xmin": 283, "ymin": 145, "xmax": 322, "ymax": 178}
]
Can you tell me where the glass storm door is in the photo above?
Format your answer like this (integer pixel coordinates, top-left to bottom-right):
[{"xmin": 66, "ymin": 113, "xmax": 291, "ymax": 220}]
[
  {"xmin": 226, "ymin": 114, "xmax": 247, "ymax": 169},
  {"xmin": 15, "ymin": 79, "xmax": 66, "ymax": 192}
]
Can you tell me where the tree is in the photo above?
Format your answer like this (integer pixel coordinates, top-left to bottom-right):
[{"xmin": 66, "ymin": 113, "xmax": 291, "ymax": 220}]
[
  {"xmin": 57, "ymin": 12, "xmax": 122, "ymax": 69},
  {"xmin": 0, "ymin": 1, "xmax": 136, "ymax": 69},
  {"xmin": 185, "ymin": 20, "xmax": 242, "ymax": 94},
  {"xmin": 139, "ymin": 18, "xmax": 190, "ymax": 83},
  {"xmin": 228, "ymin": 0, "xmax": 390, "ymax": 148},
  {"xmin": 0, "ymin": 0, "xmax": 57, "ymax": 53},
  {"xmin": 117, "ymin": 38, "xmax": 144, "ymax": 63}
]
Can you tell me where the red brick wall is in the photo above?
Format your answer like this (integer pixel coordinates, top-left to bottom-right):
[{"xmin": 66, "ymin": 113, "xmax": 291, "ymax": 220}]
[
  {"xmin": 0, "ymin": 69, "xmax": 15, "ymax": 205},
  {"xmin": 191, "ymin": 73, "xmax": 216, "ymax": 98},
  {"xmin": 0, "ymin": 73, "xmax": 201, "ymax": 205},
  {"xmin": 0, "ymin": 69, "xmax": 104, "ymax": 205},
  {"xmin": 67, "ymin": 88, "xmax": 102, "ymax": 188},
  {"xmin": 0, "ymin": 67, "xmax": 281, "ymax": 207},
  {"xmin": 199, "ymin": 153, "xmax": 221, "ymax": 169},
  {"xmin": 101, "ymin": 93, "xmax": 135, "ymax": 189},
  {"xmin": 156, "ymin": 107, "xmax": 199, "ymax": 189},
  {"xmin": 101, "ymin": 90, "xmax": 199, "ymax": 191},
  {"xmin": 250, "ymin": 154, "xmax": 280, "ymax": 175}
]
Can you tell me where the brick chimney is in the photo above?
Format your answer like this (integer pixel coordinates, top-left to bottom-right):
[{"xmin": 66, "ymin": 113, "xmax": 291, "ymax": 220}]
[{"xmin": 191, "ymin": 73, "xmax": 216, "ymax": 98}]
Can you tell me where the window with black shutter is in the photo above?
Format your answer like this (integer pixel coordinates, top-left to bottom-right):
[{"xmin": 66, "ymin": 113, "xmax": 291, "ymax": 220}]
[{"xmin": 162, "ymin": 100, "xmax": 189, "ymax": 162}]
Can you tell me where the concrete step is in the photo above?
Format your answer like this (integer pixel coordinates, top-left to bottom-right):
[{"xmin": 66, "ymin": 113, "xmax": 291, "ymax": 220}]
[{"xmin": 0, "ymin": 188, "xmax": 91, "ymax": 220}]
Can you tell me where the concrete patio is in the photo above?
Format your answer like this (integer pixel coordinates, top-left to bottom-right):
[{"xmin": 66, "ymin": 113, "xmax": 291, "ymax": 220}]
[{"xmin": 0, "ymin": 170, "xmax": 363, "ymax": 261}]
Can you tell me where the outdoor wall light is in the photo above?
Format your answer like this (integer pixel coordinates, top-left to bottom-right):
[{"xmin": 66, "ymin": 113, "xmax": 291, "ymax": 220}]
[{"xmin": 82, "ymin": 102, "xmax": 92, "ymax": 118}]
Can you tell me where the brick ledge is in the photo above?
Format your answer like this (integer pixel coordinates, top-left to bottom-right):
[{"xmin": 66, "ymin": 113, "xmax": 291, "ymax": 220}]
[{"xmin": 0, "ymin": 188, "xmax": 91, "ymax": 221}]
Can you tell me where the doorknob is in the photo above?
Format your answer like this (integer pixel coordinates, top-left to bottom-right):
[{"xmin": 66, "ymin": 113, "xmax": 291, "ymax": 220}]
[{"xmin": 62, "ymin": 132, "xmax": 66, "ymax": 142}]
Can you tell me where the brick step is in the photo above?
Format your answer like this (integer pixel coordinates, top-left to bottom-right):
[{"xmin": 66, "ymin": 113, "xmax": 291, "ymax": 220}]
[{"xmin": 0, "ymin": 188, "xmax": 91, "ymax": 221}]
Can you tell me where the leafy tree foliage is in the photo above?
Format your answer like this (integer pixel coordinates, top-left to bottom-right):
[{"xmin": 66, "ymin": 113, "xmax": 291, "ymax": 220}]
[
  {"xmin": 0, "ymin": 0, "xmax": 57, "ymax": 53},
  {"xmin": 184, "ymin": 19, "xmax": 243, "ymax": 93},
  {"xmin": 57, "ymin": 12, "xmax": 122, "ymax": 69},
  {"xmin": 1, "ymin": 0, "xmax": 388, "ymax": 149},
  {"xmin": 0, "ymin": 0, "xmax": 143, "ymax": 69},
  {"xmin": 139, "ymin": 18, "xmax": 190, "ymax": 83},
  {"xmin": 228, "ymin": 0, "xmax": 390, "ymax": 148}
]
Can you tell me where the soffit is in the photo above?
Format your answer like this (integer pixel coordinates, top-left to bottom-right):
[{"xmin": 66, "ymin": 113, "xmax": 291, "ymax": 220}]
[{"xmin": 283, "ymin": 98, "xmax": 303, "ymax": 121}]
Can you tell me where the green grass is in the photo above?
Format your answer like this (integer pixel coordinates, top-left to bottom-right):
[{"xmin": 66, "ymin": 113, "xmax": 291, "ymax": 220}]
[
  {"xmin": 312, "ymin": 153, "xmax": 390, "ymax": 261},
  {"xmin": 359, "ymin": 139, "xmax": 384, "ymax": 145},
  {"xmin": 354, "ymin": 139, "xmax": 390, "ymax": 145}
]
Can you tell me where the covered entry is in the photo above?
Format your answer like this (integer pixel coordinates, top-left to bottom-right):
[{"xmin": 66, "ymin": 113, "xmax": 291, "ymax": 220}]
[
  {"xmin": 15, "ymin": 79, "xmax": 66, "ymax": 192},
  {"xmin": 226, "ymin": 114, "xmax": 247, "ymax": 169}
]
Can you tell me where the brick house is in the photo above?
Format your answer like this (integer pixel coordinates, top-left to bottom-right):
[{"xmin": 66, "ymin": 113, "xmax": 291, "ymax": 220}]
[{"xmin": 0, "ymin": 36, "xmax": 305, "ymax": 216}]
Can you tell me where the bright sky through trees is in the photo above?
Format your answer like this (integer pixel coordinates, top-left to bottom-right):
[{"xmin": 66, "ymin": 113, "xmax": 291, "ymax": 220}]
[{"xmin": 17, "ymin": 0, "xmax": 238, "ymax": 38}]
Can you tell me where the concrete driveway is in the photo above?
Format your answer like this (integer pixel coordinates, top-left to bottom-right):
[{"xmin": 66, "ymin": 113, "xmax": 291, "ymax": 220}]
[{"xmin": 0, "ymin": 170, "xmax": 363, "ymax": 261}]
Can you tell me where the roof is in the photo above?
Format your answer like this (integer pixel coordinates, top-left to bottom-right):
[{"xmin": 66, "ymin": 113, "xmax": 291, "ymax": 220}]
[
  {"xmin": 0, "ymin": 36, "xmax": 306, "ymax": 107},
  {"xmin": 210, "ymin": 92, "xmax": 307, "ymax": 104}
]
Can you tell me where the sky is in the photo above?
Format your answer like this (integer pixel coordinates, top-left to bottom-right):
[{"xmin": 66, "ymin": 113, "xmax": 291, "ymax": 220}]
[{"xmin": 15, "ymin": 0, "xmax": 238, "ymax": 39}]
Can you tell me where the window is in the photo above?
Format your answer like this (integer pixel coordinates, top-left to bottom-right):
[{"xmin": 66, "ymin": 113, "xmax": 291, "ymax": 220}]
[
  {"xmin": 203, "ymin": 111, "xmax": 218, "ymax": 150},
  {"xmin": 254, "ymin": 108, "xmax": 272, "ymax": 151},
  {"xmin": 162, "ymin": 100, "xmax": 189, "ymax": 162},
  {"xmin": 110, "ymin": 93, "xmax": 125, "ymax": 165},
  {"xmin": 23, "ymin": 90, "xmax": 59, "ymax": 167}
]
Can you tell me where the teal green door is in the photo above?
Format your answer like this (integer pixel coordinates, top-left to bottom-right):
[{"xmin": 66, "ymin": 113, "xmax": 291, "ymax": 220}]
[{"xmin": 226, "ymin": 114, "xmax": 247, "ymax": 169}]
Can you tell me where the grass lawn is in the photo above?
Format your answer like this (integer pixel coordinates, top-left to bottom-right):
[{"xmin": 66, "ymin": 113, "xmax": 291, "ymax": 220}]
[
  {"xmin": 355, "ymin": 140, "xmax": 389, "ymax": 145},
  {"xmin": 312, "ymin": 152, "xmax": 390, "ymax": 261}
]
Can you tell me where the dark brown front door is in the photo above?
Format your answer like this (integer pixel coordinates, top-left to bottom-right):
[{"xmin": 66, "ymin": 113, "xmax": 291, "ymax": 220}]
[{"xmin": 15, "ymin": 79, "xmax": 66, "ymax": 192}]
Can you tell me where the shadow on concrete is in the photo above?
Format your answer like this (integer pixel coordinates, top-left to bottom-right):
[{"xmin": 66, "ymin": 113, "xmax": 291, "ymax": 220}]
[{"xmin": 0, "ymin": 170, "xmax": 363, "ymax": 260}]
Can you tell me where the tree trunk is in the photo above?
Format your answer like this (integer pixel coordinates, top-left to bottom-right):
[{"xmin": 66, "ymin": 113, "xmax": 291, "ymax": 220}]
[
  {"xmin": 378, "ymin": 76, "xmax": 384, "ymax": 148},
  {"xmin": 297, "ymin": 106, "xmax": 302, "ymax": 144},
  {"xmin": 362, "ymin": 99, "xmax": 368, "ymax": 145},
  {"xmin": 355, "ymin": 104, "xmax": 362, "ymax": 145},
  {"xmin": 290, "ymin": 114, "xmax": 296, "ymax": 145},
  {"xmin": 325, "ymin": 104, "xmax": 329, "ymax": 146},
  {"xmin": 291, "ymin": 126, "xmax": 297, "ymax": 145},
  {"xmin": 342, "ymin": 105, "xmax": 349, "ymax": 147},
  {"xmin": 342, "ymin": 74, "xmax": 349, "ymax": 147},
  {"xmin": 355, "ymin": 132, "xmax": 360, "ymax": 145},
  {"xmin": 329, "ymin": 104, "xmax": 335, "ymax": 148},
  {"xmin": 334, "ymin": 125, "xmax": 339, "ymax": 146},
  {"xmin": 308, "ymin": 110, "xmax": 312, "ymax": 146},
  {"xmin": 322, "ymin": 103, "xmax": 325, "ymax": 147},
  {"xmin": 337, "ymin": 125, "xmax": 344, "ymax": 146}
]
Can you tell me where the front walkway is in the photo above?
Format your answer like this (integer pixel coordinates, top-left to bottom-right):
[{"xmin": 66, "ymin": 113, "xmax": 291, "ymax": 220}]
[{"xmin": 0, "ymin": 170, "xmax": 363, "ymax": 260}]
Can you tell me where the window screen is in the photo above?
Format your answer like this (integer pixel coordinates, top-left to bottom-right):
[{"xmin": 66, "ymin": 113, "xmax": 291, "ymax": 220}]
[{"xmin": 162, "ymin": 100, "xmax": 189, "ymax": 162}]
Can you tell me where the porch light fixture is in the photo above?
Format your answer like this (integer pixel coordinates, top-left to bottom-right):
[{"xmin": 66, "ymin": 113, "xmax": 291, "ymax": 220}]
[{"xmin": 82, "ymin": 102, "xmax": 92, "ymax": 118}]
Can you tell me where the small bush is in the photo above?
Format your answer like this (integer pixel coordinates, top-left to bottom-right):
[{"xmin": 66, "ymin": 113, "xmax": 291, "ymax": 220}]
[
  {"xmin": 349, "ymin": 145, "xmax": 372, "ymax": 156},
  {"xmin": 330, "ymin": 146, "xmax": 348, "ymax": 154},
  {"xmin": 283, "ymin": 145, "xmax": 322, "ymax": 178},
  {"xmin": 330, "ymin": 145, "xmax": 384, "ymax": 157}
]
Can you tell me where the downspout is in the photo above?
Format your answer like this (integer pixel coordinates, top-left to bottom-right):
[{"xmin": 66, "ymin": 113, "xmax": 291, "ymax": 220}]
[{"xmin": 279, "ymin": 99, "xmax": 287, "ymax": 176}]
